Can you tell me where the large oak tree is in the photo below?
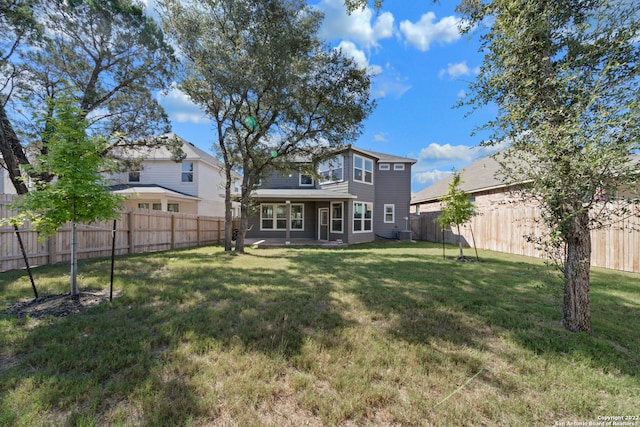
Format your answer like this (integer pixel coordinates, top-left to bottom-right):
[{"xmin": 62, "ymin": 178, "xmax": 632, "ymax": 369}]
[
  {"xmin": 1, "ymin": 0, "xmax": 181, "ymax": 195},
  {"xmin": 346, "ymin": 0, "xmax": 640, "ymax": 332},
  {"xmin": 457, "ymin": 0, "xmax": 640, "ymax": 332},
  {"xmin": 160, "ymin": 0, "xmax": 374, "ymax": 252}
]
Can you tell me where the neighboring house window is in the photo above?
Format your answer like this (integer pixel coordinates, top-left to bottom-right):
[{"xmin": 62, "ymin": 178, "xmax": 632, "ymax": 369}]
[
  {"xmin": 394, "ymin": 164, "xmax": 405, "ymax": 171},
  {"xmin": 129, "ymin": 171, "xmax": 140, "ymax": 182},
  {"xmin": 167, "ymin": 203, "xmax": 179, "ymax": 212},
  {"xmin": 318, "ymin": 156, "xmax": 343, "ymax": 183},
  {"xmin": 260, "ymin": 203, "xmax": 304, "ymax": 230},
  {"xmin": 233, "ymin": 179, "xmax": 241, "ymax": 193},
  {"xmin": 138, "ymin": 203, "xmax": 149, "ymax": 209},
  {"xmin": 300, "ymin": 174, "xmax": 314, "ymax": 186},
  {"xmin": 353, "ymin": 201, "xmax": 373, "ymax": 232},
  {"xmin": 379, "ymin": 163, "xmax": 390, "ymax": 171},
  {"xmin": 181, "ymin": 161, "xmax": 194, "ymax": 182},
  {"xmin": 152, "ymin": 203, "xmax": 161, "ymax": 210},
  {"xmin": 384, "ymin": 204, "xmax": 395, "ymax": 223},
  {"xmin": 354, "ymin": 155, "xmax": 373, "ymax": 184},
  {"xmin": 331, "ymin": 202, "xmax": 343, "ymax": 233}
]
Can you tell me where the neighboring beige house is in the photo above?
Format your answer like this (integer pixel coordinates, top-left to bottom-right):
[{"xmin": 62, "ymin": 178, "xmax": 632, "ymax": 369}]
[
  {"xmin": 411, "ymin": 153, "xmax": 525, "ymax": 214},
  {"xmin": 106, "ymin": 133, "xmax": 240, "ymax": 217},
  {"xmin": 410, "ymin": 152, "xmax": 640, "ymax": 273}
]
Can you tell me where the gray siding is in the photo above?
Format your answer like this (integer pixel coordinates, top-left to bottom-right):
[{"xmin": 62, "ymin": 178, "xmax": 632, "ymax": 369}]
[
  {"xmin": 260, "ymin": 170, "xmax": 316, "ymax": 189},
  {"xmin": 374, "ymin": 163, "xmax": 413, "ymax": 238},
  {"xmin": 345, "ymin": 151, "xmax": 376, "ymax": 244}
]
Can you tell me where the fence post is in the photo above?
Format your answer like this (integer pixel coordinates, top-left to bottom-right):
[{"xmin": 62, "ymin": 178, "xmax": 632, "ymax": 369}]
[
  {"xmin": 197, "ymin": 216, "xmax": 201, "ymax": 246},
  {"xmin": 128, "ymin": 211, "xmax": 135, "ymax": 254},
  {"xmin": 171, "ymin": 214, "xmax": 176, "ymax": 249},
  {"xmin": 48, "ymin": 234, "xmax": 57, "ymax": 265}
]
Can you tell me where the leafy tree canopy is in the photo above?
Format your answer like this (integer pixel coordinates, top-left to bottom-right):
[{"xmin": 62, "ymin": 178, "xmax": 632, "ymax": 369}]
[
  {"xmin": 160, "ymin": 0, "xmax": 375, "ymax": 252},
  {"xmin": 1, "ymin": 0, "xmax": 182, "ymax": 195}
]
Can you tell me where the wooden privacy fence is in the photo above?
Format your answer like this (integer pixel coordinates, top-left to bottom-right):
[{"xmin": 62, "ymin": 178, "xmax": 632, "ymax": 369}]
[
  {"xmin": 411, "ymin": 203, "xmax": 640, "ymax": 273},
  {"xmin": 1, "ymin": 194, "xmax": 226, "ymax": 272}
]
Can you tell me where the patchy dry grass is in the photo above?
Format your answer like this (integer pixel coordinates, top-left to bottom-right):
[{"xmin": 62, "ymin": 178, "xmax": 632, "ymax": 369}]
[{"xmin": 1, "ymin": 242, "xmax": 638, "ymax": 426}]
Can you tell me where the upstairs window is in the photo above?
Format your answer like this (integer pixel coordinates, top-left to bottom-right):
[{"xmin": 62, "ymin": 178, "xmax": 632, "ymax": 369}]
[
  {"xmin": 300, "ymin": 174, "xmax": 314, "ymax": 186},
  {"xmin": 394, "ymin": 164, "xmax": 405, "ymax": 171},
  {"xmin": 181, "ymin": 162, "xmax": 194, "ymax": 182},
  {"xmin": 354, "ymin": 155, "xmax": 373, "ymax": 184},
  {"xmin": 318, "ymin": 156, "xmax": 344, "ymax": 183},
  {"xmin": 379, "ymin": 163, "xmax": 390, "ymax": 171},
  {"xmin": 128, "ymin": 171, "xmax": 140, "ymax": 182}
]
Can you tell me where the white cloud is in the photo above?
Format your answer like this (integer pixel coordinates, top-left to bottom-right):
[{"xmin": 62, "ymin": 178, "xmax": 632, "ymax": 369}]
[
  {"xmin": 372, "ymin": 62, "xmax": 411, "ymax": 99},
  {"xmin": 316, "ymin": 0, "xmax": 395, "ymax": 48},
  {"xmin": 411, "ymin": 141, "xmax": 508, "ymax": 187},
  {"xmin": 419, "ymin": 143, "xmax": 475, "ymax": 162},
  {"xmin": 414, "ymin": 169, "xmax": 453, "ymax": 185},
  {"xmin": 157, "ymin": 85, "xmax": 210, "ymax": 124},
  {"xmin": 457, "ymin": 89, "xmax": 467, "ymax": 98},
  {"xmin": 400, "ymin": 12, "xmax": 463, "ymax": 52},
  {"xmin": 439, "ymin": 61, "xmax": 471, "ymax": 79},
  {"xmin": 373, "ymin": 132, "xmax": 388, "ymax": 142},
  {"xmin": 335, "ymin": 41, "xmax": 382, "ymax": 75},
  {"xmin": 418, "ymin": 140, "xmax": 509, "ymax": 164}
]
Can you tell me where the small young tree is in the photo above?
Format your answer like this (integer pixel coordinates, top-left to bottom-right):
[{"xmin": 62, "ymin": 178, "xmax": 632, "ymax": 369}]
[
  {"xmin": 437, "ymin": 172, "xmax": 476, "ymax": 260},
  {"xmin": 8, "ymin": 93, "xmax": 125, "ymax": 297}
]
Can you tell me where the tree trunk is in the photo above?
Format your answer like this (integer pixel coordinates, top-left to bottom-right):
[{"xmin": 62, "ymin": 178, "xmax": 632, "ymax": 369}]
[
  {"xmin": 457, "ymin": 224, "xmax": 464, "ymax": 259},
  {"xmin": 0, "ymin": 103, "xmax": 29, "ymax": 195},
  {"xmin": 70, "ymin": 222, "xmax": 79, "ymax": 297},
  {"xmin": 234, "ymin": 195, "xmax": 250, "ymax": 254},
  {"xmin": 562, "ymin": 210, "xmax": 591, "ymax": 332},
  {"xmin": 223, "ymin": 166, "xmax": 234, "ymax": 252}
]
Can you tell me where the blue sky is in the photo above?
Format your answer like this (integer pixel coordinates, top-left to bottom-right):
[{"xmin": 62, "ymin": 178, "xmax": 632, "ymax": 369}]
[{"xmin": 146, "ymin": 0, "xmax": 505, "ymax": 193}]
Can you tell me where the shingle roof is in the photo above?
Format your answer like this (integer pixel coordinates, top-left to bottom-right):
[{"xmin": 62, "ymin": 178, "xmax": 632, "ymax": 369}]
[
  {"xmin": 411, "ymin": 154, "xmax": 507, "ymax": 204},
  {"xmin": 252, "ymin": 189, "xmax": 357, "ymax": 200},
  {"xmin": 110, "ymin": 183, "xmax": 201, "ymax": 200},
  {"xmin": 353, "ymin": 147, "xmax": 417, "ymax": 164},
  {"xmin": 412, "ymin": 152, "xmax": 640, "ymax": 204}
]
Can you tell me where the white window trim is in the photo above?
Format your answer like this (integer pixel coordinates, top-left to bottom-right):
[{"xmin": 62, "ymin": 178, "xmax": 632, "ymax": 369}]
[
  {"xmin": 394, "ymin": 163, "xmax": 405, "ymax": 171},
  {"xmin": 330, "ymin": 202, "xmax": 344, "ymax": 234},
  {"xmin": 352, "ymin": 201, "xmax": 373, "ymax": 233},
  {"xmin": 379, "ymin": 163, "xmax": 390, "ymax": 171},
  {"xmin": 181, "ymin": 161, "xmax": 194, "ymax": 183},
  {"xmin": 318, "ymin": 156, "xmax": 344, "ymax": 184},
  {"xmin": 299, "ymin": 174, "xmax": 314, "ymax": 187},
  {"xmin": 353, "ymin": 154, "xmax": 373, "ymax": 185},
  {"xmin": 260, "ymin": 203, "xmax": 305, "ymax": 231},
  {"xmin": 128, "ymin": 171, "xmax": 140, "ymax": 182},
  {"xmin": 384, "ymin": 204, "xmax": 395, "ymax": 223}
]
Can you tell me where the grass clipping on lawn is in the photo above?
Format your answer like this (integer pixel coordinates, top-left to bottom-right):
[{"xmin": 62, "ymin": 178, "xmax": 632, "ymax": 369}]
[{"xmin": 1, "ymin": 242, "xmax": 638, "ymax": 426}]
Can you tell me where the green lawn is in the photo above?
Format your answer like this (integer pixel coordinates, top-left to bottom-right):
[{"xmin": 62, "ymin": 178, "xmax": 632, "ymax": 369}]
[{"xmin": 1, "ymin": 242, "xmax": 638, "ymax": 426}]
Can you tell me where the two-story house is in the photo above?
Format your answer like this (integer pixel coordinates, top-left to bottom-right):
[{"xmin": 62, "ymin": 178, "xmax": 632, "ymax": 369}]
[
  {"xmin": 106, "ymin": 133, "xmax": 240, "ymax": 217},
  {"xmin": 245, "ymin": 146, "xmax": 416, "ymax": 244}
]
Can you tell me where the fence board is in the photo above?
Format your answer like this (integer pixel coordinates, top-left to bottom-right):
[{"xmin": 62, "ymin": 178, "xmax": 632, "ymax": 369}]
[
  {"xmin": 412, "ymin": 201, "xmax": 640, "ymax": 273},
  {"xmin": 1, "ymin": 195, "xmax": 226, "ymax": 272}
]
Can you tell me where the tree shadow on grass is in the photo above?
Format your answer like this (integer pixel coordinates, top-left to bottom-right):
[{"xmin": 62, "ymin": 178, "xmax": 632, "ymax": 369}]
[
  {"xmin": 287, "ymin": 244, "xmax": 640, "ymax": 379},
  {"xmin": 1, "ymin": 243, "xmax": 638, "ymax": 424},
  {"xmin": 0, "ymin": 247, "xmax": 352, "ymax": 425}
]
